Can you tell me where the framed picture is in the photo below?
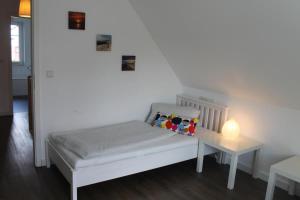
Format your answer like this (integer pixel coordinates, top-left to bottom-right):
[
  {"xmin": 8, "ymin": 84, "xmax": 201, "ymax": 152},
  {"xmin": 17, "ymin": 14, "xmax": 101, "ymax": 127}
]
[
  {"xmin": 96, "ymin": 34, "xmax": 112, "ymax": 51},
  {"xmin": 68, "ymin": 11, "xmax": 85, "ymax": 30},
  {"xmin": 122, "ymin": 56, "xmax": 136, "ymax": 71}
]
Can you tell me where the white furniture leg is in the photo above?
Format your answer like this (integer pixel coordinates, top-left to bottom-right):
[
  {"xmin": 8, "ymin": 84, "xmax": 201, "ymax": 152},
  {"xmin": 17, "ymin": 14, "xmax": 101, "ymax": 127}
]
[
  {"xmin": 252, "ymin": 149, "xmax": 260, "ymax": 178},
  {"xmin": 45, "ymin": 141, "xmax": 51, "ymax": 168},
  {"xmin": 216, "ymin": 152, "xmax": 223, "ymax": 164},
  {"xmin": 196, "ymin": 142, "xmax": 205, "ymax": 173},
  {"xmin": 227, "ymin": 154, "xmax": 238, "ymax": 190},
  {"xmin": 221, "ymin": 152, "xmax": 227, "ymax": 164},
  {"xmin": 71, "ymin": 175, "xmax": 77, "ymax": 200},
  {"xmin": 288, "ymin": 180, "xmax": 296, "ymax": 196},
  {"xmin": 265, "ymin": 171, "xmax": 276, "ymax": 200}
]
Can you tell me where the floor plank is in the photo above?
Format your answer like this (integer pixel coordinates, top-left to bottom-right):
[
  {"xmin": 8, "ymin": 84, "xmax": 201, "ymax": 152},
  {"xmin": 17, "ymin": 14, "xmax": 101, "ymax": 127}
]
[{"xmin": 0, "ymin": 114, "xmax": 298, "ymax": 200}]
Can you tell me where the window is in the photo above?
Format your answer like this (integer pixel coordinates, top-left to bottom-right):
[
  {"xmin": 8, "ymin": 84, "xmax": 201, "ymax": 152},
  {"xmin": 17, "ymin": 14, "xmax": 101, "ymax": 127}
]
[{"xmin": 10, "ymin": 22, "xmax": 24, "ymax": 64}]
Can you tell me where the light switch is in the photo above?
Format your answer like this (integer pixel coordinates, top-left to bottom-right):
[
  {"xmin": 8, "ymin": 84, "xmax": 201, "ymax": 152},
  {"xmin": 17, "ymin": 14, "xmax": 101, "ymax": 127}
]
[{"xmin": 46, "ymin": 70, "xmax": 54, "ymax": 78}]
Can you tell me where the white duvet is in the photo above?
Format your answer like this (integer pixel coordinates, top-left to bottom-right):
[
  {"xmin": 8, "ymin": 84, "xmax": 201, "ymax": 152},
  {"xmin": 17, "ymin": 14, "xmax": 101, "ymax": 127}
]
[{"xmin": 50, "ymin": 121, "xmax": 177, "ymax": 159}]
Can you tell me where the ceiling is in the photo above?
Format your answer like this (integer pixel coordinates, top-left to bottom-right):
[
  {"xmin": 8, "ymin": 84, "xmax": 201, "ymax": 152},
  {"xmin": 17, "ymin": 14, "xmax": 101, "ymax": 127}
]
[{"xmin": 129, "ymin": 0, "xmax": 300, "ymax": 109}]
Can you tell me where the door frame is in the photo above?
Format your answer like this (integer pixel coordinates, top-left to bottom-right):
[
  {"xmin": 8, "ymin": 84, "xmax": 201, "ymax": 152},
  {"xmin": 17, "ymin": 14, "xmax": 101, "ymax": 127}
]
[{"xmin": 32, "ymin": 0, "xmax": 43, "ymax": 167}]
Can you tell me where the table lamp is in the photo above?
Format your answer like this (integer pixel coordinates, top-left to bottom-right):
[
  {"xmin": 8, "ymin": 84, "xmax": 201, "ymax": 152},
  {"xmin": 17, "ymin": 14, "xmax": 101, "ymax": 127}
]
[{"xmin": 222, "ymin": 119, "xmax": 240, "ymax": 140}]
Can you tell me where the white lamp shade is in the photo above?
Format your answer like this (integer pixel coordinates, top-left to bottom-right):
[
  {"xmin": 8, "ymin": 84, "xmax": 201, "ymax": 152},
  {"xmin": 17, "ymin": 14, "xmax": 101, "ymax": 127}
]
[
  {"xmin": 19, "ymin": 0, "xmax": 31, "ymax": 18},
  {"xmin": 222, "ymin": 119, "xmax": 240, "ymax": 139}
]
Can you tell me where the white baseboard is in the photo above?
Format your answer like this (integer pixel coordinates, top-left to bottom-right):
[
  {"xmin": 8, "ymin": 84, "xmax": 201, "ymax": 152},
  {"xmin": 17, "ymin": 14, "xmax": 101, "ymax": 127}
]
[
  {"xmin": 223, "ymin": 154, "xmax": 299, "ymax": 196},
  {"xmin": 237, "ymin": 161, "xmax": 299, "ymax": 196},
  {"xmin": 238, "ymin": 162, "xmax": 287, "ymax": 190}
]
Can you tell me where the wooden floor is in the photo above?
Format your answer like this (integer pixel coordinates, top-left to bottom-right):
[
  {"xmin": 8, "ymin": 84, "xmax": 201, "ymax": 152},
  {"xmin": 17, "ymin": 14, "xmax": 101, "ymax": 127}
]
[{"xmin": 0, "ymin": 114, "xmax": 299, "ymax": 200}]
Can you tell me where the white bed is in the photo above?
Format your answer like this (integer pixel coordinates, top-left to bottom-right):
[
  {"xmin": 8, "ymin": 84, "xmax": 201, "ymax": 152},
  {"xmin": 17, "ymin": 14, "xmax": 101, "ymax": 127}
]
[{"xmin": 46, "ymin": 95, "xmax": 228, "ymax": 200}]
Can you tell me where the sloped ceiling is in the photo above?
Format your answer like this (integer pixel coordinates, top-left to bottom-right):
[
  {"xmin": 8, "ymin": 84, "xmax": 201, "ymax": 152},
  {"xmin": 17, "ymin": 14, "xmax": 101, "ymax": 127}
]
[{"xmin": 129, "ymin": 0, "xmax": 300, "ymax": 109}]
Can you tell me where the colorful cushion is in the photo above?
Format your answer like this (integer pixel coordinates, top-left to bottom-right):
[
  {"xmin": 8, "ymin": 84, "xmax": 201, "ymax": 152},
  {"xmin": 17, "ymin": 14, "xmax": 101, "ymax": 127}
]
[
  {"xmin": 146, "ymin": 103, "xmax": 201, "ymax": 124},
  {"xmin": 151, "ymin": 112, "xmax": 199, "ymax": 136}
]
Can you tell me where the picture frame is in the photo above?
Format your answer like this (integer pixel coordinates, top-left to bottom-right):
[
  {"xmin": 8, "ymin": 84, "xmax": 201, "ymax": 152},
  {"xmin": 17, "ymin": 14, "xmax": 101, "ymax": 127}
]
[
  {"xmin": 122, "ymin": 55, "xmax": 136, "ymax": 71},
  {"xmin": 68, "ymin": 11, "xmax": 85, "ymax": 30},
  {"xmin": 96, "ymin": 34, "xmax": 112, "ymax": 51}
]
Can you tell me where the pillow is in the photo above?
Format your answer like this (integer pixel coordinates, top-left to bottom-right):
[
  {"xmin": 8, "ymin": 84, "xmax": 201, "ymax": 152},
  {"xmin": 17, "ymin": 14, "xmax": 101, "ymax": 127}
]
[
  {"xmin": 151, "ymin": 112, "xmax": 199, "ymax": 136},
  {"xmin": 146, "ymin": 103, "xmax": 200, "ymax": 124}
]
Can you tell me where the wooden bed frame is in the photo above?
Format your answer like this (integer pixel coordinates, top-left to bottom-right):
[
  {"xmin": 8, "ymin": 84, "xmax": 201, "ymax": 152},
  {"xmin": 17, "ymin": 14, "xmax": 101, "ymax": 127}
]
[{"xmin": 46, "ymin": 95, "xmax": 228, "ymax": 200}]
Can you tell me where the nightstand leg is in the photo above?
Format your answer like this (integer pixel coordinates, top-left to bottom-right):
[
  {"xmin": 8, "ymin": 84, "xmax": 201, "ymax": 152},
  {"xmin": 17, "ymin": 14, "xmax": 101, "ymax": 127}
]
[
  {"xmin": 288, "ymin": 180, "xmax": 296, "ymax": 196},
  {"xmin": 221, "ymin": 152, "xmax": 227, "ymax": 164},
  {"xmin": 227, "ymin": 154, "xmax": 238, "ymax": 190},
  {"xmin": 252, "ymin": 149, "xmax": 261, "ymax": 178},
  {"xmin": 216, "ymin": 152, "xmax": 222, "ymax": 164},
  {"xmin": 265, "ymin": 171, "xmax": 276, "ymax": 200},
  {"xmin": 197, "ymin": 142, "xmax": 205, "ymax": 173},
  {"xmin": 45, "ymin": 141, "xmax": 51, "ymax": 168},
  {"xmin": 217, "ymin": 152, "xmax": 226, "ymax": 164}
]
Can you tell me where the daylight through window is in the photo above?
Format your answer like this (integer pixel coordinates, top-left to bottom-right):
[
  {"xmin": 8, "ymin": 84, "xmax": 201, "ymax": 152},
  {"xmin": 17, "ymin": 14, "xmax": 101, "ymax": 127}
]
[{"xmin": 10, "ymin": 24, "xmax": 22, "ymax": 63}]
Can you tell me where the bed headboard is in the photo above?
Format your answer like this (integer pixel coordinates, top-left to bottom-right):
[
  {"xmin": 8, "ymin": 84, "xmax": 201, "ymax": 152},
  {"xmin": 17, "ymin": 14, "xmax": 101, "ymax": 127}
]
[{"xmin": 176, "ymin": 95, "xmax": 229, "ymax": 133}]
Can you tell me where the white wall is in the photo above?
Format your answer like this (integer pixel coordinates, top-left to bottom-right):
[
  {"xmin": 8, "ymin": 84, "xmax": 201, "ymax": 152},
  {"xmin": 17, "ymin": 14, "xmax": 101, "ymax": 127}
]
[
  {"xmin": 184, "ymin": 86, "xmax": 300, "ymax": 192},
  {"xmin": 12, "ymin": 79, "xmax": 28, "ymax": 96},
  {"xmin": 129, "ymin": 0, "xmax": 300, "ymax": 110},
  {"xmin": 0, "ymin": 0, "xmax": 18, "ymax": 116},
  {"xmin": 35, "ymin": 0, "xmax": 182, "ymax": 163},
  {"xmin": 34, "ymin": 2, "xmax": 300, "ymax": 195},
  {"xmin": 12, "ymin": 17, "xmax": 31, "ymax": 96},
  {"xmin": 128, "ymin": 0, "xmax": 300, "ymax": 192}
]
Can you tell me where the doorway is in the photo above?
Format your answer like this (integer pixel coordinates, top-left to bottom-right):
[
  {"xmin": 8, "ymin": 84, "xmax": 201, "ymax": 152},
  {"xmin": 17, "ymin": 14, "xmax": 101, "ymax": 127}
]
[{"xmin": 10, "ymin": 16, "xmax": 33, "ymax": 133}]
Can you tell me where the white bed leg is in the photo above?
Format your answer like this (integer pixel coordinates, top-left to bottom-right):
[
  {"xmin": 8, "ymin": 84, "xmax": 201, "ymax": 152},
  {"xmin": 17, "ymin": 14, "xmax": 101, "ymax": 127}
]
[
  {"xmin": 71, "ymin": 176, "xmax": 77, "ymax": 200},
  {"xmin": 45, "ymin": 141, "xmax": 51, "ymax": 168},
  {"xmin": 71, "ymin": 184, "xmax": 77, "ymax": 200},
  {"xmin": 197, "ymin": 142, "xmax": 205, "ymax": 173}
]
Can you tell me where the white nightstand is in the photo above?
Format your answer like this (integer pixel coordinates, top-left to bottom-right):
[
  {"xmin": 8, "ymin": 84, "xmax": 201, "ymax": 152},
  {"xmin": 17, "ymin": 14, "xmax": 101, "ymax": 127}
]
[
  {"xmin": 265, "ymin": 156, "xmax": 300, "ymax": 200},
  {"xmin": 196, "ymin": 130, "xmax": 263, "ymax": 190}
]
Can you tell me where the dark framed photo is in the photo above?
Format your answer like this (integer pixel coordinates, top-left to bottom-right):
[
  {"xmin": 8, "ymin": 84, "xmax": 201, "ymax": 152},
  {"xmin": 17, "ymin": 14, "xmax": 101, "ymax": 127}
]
[
  {"xmin": 96, "ymin": 34, "xmax": 112, "ymax": 51},
  {"xmin": 68, "ymin": 11, "xmax": 85, "ymax": 30},
  {"xmin": 122, "ymin": 56, "xmax": 136, "ymax": 71}
]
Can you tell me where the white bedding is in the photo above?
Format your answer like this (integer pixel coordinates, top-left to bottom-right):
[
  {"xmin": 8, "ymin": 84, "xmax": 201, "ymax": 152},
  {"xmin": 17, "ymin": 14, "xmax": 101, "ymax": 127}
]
[
  {"xmin": 49, "ymin": 132, "xmax": 198, "ymax": 169},
  {"xmin": 49, "ymin": 121, "xmax": 177, "ymax": 159}
]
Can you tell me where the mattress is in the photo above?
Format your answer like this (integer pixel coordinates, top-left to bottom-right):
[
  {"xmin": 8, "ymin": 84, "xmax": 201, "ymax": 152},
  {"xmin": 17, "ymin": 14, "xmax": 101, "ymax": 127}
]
[
  {"xmin": 50, "ymin": 121, "xmax": 177, "ymax": 159},
  {"xmin": 49, "ymin": 132, "xmax": 198, "ymax": 169}
]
